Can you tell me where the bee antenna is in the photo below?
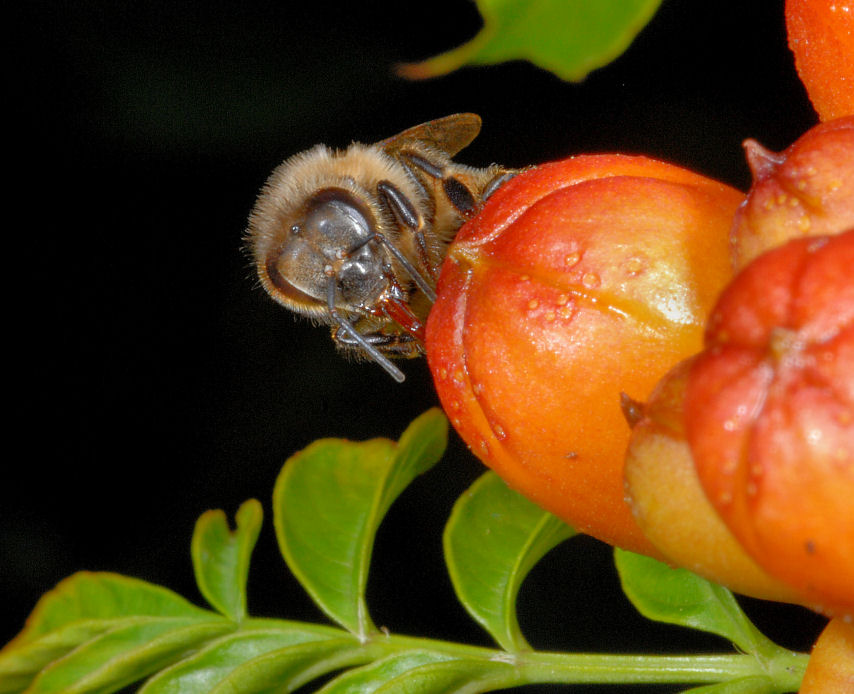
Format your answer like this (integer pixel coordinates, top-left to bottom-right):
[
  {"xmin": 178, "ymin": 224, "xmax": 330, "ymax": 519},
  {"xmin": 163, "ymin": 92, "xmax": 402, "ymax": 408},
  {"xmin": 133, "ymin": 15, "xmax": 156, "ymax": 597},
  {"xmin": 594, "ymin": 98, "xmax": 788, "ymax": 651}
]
[
  {"xmin": 326, "ymin": 277, "xmax": 406, "ymax": 383},
  {"xmin": 374, "ymin": 233, "xmax": 437, "ymax": 303}
]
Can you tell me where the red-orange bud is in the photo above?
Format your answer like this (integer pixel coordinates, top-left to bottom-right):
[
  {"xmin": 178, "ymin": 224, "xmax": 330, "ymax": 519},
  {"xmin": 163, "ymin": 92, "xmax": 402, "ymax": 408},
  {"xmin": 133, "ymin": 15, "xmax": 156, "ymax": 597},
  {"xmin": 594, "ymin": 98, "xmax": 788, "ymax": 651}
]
[
  {"xmin": 427, "ymin": 154, "xmax": 742, "ymax": 554},
  {"xmin": 686, "ymin": 231, "xmax": 854, "ymax": 618}
]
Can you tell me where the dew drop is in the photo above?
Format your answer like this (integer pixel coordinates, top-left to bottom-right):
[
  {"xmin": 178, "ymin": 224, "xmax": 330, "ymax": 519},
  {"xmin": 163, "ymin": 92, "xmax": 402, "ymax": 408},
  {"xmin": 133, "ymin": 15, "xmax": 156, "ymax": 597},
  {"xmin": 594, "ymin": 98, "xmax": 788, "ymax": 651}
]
[
  {"xmin": 582, "ymin": 272, "xmax": 600, "ymax": 289},
  {"xmin": 624, "ymin": 256, "xmax": 645, "ymax": 277},
  {"xmin": 528, "ymin": 299, "xmax": 539, "ymax": 310},
  {"xmin": 544, "ymin": 310, "xmax": 556, "ymax": 322},
  {"xmin": 492, "ymin": 423, "xmax": 507, "ymax": 441},
  {"xmin": 556, "ymin": 294, "xmax": 569, "ymax": 306},
  {"xmin": 565, "ymin": 252, "xmax": 581, "ymax": 268},
  {"xmin": 453, "ymin": 368, "xmax": 465, "ymax": 383}
]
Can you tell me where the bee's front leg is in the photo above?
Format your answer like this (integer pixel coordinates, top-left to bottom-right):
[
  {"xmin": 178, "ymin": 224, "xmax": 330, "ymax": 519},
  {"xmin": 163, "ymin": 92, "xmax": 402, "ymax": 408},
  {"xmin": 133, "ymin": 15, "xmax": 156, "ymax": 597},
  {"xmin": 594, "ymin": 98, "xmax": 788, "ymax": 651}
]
[{"xmin": 376, "ymin": 180, "xmax": 438, "ymax": 286}]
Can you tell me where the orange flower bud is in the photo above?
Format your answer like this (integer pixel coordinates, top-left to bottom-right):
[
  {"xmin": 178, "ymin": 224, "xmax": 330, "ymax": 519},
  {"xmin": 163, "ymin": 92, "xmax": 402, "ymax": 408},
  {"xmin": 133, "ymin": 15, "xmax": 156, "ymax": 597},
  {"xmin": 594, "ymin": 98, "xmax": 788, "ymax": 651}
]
[
  {"xmin": 800, "ymin": 618, "xmax": 854, "ymax": 694},
  {"xmin": 427, "ymin": 154, "xmax": 741, "ymax": 554},
  {"xmin": 731, "ymin": 116, "xmax": 854, "ymax": 268},
  {"xmin": 686, "ymin": 231, "xmax": 854, "ymax": 618},
  {"xmin": 786, "ymin": 0, "xmax": 854, "ymax": 122},
  {"xmin": 624, "ymin": 357, "xmax": 805, "ymax": 604}
]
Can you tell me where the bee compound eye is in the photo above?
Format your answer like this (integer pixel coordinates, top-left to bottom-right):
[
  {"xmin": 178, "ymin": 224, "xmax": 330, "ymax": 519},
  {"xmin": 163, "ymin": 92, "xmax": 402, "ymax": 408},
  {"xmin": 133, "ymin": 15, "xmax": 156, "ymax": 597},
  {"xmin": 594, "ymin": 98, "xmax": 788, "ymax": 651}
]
[
  {"xmin": 302, "ymin": 188, "xmax": 375, "ymax": 251},
  {"xmin": 265, "ymin": 237, "xmax": 329, "ymax": 306}
]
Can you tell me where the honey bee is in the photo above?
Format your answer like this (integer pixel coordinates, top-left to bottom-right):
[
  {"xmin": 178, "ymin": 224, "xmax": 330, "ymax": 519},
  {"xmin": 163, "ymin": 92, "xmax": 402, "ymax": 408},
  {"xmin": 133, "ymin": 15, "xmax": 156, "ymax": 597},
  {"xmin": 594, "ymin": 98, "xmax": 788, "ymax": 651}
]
[{"xmin": 246, "ymin": 113, "xmax": 516, "ymax": 382}]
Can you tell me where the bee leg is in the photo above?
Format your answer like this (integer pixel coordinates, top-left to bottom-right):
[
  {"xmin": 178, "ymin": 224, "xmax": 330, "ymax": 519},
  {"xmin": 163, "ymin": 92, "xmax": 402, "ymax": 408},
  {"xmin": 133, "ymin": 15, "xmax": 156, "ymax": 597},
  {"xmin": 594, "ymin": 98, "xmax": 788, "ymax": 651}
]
[
  {"xmin": 482, "ymin": 171, "xmax": 518, "ymax": 201},
  {"xmin": 376, "ymin": 180, "xmax": 439, "ymax": 292},
  {"xmin": 326, "ymin": 277, "xmax": 406, "ymax": 383},
  {"xmin": 400, "ymin": 152, "xmax": 478, "ymax": 217},
  {"xmin": 335, "ymin": 329, "xmax": 423, "ymax": 358}
]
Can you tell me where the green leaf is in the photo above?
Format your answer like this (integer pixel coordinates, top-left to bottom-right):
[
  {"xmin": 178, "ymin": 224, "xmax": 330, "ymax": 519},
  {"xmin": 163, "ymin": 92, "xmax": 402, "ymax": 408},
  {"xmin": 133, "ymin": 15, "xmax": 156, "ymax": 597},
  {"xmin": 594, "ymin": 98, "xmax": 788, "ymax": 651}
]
[
  {"xmin": 0, "ymin": 622, "xmax": 116, "ymax": 694},
  {"xmin": 398, "ymin": 0, "xmax": 663, "ymax": 82},
  {"xmin": 191, "ymin": 498, "xmax": 263, "ymax": 621},
  {"xmin": 371, "ymin": 658, "xmax": 521, "ymax": 693},
  {"xmin": 27, "ymin": 618, "xmax": 233, "ymax": 694},
  {"xmin": 614, "ymin": 550, "xmax": 779, "ymax": 657},
  {"xmin": 444, "ymin": 472, "xmax": 575, "ymax": 652},
  {"xmin": 208, "ymin": 638, "xmax": 371, "ymax": 693},
  {"xmin": 315, "ymin": 651, "xmax": 454, "ymax": 694},
  {"xmin": 139, "ymin": 624, "xmax": 343, "ymax": 693},
  {"xmin": 273, "ymin": 409, "xmax": 448, "ymax": 638},
  {"xmin": 0, "ymin": 572, "xmax": 228, "ymax": 694},
  {"xmin": 4, "ymin": 572, "xmax": 212, "ymax": 648}
]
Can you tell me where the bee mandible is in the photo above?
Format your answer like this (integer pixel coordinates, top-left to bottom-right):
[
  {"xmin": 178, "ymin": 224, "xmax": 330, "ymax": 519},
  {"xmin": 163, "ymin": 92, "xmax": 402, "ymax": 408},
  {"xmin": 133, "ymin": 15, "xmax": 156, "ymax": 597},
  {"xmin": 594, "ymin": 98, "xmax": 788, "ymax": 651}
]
[{"xmin": 246, "ymin": 113, "xmax": 516, "ymax": 382}]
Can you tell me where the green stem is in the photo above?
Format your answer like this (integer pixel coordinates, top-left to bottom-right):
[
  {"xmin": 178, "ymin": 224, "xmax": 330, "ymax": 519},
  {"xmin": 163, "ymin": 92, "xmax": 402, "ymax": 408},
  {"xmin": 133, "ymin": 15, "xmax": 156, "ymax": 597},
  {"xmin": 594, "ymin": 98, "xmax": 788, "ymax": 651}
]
[
  {"xmin": 373, "ymin": 632, "xmax": 809, "ymax": 690},
  {"xmin": 238, "ymin": 620, "xmax": 809, "ymax": 690}
]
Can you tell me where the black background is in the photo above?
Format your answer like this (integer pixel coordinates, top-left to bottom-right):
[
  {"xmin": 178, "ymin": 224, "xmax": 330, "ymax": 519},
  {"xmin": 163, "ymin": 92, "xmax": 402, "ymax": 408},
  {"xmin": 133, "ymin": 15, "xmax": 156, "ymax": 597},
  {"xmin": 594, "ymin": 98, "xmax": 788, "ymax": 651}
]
[{"xmin": 7, "ymin": 1, "xmax": 828, "ymax": 691}]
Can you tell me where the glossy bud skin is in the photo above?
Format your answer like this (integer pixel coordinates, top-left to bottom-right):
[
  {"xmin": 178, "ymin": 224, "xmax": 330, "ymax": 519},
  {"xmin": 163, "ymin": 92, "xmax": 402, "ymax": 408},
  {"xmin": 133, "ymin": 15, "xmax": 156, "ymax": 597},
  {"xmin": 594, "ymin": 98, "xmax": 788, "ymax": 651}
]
[
  {"xmin": 731, "ymin": 117, "xmax": 854, "ymax": 269},
  {"xmin": 624, "ymin": 358, "xmax": 805, "ymax": 604},
  {"xmin": 426, "ymin": 155, "xmax": 742, "ymax": 554},
  {"xmin": 686, "ymin": 231, "xmax": 854, "ymax": 617},
  {"xmin": 786, "ymin": 0, "xmax": 854, "ymax": 122},
  {"xmin": 801, "ymin": 618, "xmax": 854, "ymax": 694}
]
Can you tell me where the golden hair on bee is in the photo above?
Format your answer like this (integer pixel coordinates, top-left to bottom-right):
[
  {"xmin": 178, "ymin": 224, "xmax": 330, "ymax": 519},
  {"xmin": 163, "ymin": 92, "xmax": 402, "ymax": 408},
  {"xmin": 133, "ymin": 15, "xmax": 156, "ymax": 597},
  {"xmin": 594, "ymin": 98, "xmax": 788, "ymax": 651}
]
[{"xmin": 246, "ymin": 113, "xmax": 517, "ymax": 382}]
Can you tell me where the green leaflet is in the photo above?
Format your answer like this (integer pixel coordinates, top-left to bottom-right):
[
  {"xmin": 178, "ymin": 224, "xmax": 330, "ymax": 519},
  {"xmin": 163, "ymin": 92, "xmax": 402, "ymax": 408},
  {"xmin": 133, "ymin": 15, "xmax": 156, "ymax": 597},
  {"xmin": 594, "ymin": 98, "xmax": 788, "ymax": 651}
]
[
  {"xmin": 614, "ymin": 549, "xmax": 790, "ymax": 662},
  {"xmin": 444, "ymin": 472, "xmax": 575, "ymax": 652},
  {"xmin": 208, "ymin": 638, "xmax": 371, "ymax": 693},
  {"xmin": 139, "ymin": 626, "xmax": 343, "ymax": 693},
  {"xmin": 0, "ymin": 573, "xmax": 224, "ymax": 694},
  {"xmin": 315, "ymin": 651, "xmax": 455, "ymax": 694},
  {"xmin": 368, "ymin": 658, "xmax": 521, "ymax": 693},
  {"xmin": 22, "ymin": 619, "xmax": 232, "ymax": 694},
  {"xmin": 191, "ymin": 498, "xmax": 263, "ymax": 622},
  {"xmin": 272, "ymin": 408, "xmax": 448, "ymax": 638},
  {"xmin": 398, "ymin": 0, "xmax": 663, "ymax": 81}
]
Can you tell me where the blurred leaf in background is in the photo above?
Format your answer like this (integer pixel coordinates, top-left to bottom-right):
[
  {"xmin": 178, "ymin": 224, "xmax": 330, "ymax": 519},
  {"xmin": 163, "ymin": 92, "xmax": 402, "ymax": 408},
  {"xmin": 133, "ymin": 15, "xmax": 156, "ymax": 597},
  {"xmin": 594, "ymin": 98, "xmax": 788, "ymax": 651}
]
[{"xmin": 398, "ymin": 0, "xmax": 663, "ymax": 81}]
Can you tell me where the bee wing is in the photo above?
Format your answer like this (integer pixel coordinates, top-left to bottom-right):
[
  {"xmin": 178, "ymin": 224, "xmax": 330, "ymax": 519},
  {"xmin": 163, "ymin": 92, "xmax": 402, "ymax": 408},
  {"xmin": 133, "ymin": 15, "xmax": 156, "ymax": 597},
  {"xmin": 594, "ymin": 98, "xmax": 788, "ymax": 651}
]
[{"xmin": 378, "ymin": 113, "xmax": 482, "ymax": 159}]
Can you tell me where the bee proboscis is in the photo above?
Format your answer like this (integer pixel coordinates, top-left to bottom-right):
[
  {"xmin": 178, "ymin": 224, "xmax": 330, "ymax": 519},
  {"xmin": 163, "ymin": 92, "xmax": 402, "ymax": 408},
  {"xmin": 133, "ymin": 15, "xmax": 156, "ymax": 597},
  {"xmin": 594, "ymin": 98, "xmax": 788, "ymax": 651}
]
[{"xmin": 246, "ymin": 113, "xmax": 516, "ymax": 382}]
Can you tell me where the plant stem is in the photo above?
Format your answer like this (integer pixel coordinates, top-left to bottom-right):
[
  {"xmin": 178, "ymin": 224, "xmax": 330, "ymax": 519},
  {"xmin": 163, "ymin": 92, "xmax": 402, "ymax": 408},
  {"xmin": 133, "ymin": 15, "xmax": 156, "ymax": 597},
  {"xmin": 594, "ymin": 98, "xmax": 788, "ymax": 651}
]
[{"xmin": 371, "ymin": 631, "xmax": 809, "ymax": 689}]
